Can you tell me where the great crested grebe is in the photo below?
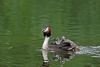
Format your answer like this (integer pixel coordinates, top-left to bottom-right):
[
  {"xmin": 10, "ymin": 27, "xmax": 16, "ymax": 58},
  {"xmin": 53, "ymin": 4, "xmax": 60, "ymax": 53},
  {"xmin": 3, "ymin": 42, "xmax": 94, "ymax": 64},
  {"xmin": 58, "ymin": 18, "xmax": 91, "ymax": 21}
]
[
  {"xmin": 41, "ymin": 25, "xmax": 79, "ymax": 67},
  {"xmin": 41, "ymin": 25, "xmax": 51, "ymax": 67},
  {"xmin": 42, "ymin": 25, "xmax": 51, "ymax": 50}
]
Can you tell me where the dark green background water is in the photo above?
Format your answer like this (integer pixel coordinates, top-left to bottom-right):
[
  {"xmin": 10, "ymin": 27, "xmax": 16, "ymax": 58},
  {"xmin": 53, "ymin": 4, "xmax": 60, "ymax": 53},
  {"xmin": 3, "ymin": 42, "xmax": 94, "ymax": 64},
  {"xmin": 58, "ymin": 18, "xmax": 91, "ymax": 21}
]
[{"xmin": 0, "ymin": 0, "xmax": 100, "ymax": 67}]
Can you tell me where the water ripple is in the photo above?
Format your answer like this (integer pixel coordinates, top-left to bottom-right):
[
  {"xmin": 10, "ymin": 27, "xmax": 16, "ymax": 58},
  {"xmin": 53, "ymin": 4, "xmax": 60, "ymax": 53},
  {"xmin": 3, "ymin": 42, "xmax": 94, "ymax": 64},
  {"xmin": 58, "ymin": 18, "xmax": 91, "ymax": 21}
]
[{"xmin": 76, "ymin": 46, "xmax": 100, "ymax": 57}]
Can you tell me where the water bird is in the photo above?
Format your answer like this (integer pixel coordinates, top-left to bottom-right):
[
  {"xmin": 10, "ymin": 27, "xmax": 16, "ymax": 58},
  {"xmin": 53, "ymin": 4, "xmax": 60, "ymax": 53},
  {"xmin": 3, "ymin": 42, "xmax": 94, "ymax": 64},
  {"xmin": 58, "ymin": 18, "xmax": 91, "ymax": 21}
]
[{"xmin": 41, "ymin": 25, "xmax": 79, "ymax": 67}]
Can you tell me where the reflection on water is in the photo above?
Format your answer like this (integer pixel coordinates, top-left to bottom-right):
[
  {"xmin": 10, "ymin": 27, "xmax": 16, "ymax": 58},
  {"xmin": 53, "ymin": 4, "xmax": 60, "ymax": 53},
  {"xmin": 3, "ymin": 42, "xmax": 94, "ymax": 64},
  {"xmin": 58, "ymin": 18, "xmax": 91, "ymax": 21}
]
[
  {"xmin": 52, "ymin": 50, "xmax": 75, "ymax": 63},
  {"xmin": 41, "ymin": 49, "xmax": 75, "ymax": 67},
  {"xmin": 40, "ymin": 45, "xmax": 100, "ymax": 67}
]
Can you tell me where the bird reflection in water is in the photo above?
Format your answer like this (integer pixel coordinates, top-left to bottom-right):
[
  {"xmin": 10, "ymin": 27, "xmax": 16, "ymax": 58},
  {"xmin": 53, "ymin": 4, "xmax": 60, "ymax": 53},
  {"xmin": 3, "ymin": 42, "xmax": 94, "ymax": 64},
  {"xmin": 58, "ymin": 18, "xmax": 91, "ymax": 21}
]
[
  {"xmin": 41, "ymin": 47, "xmax": 76, "ymax": 67},
  {"xmin": 52, "ymin": 49, "xmax": 75, "ymax": 63}
]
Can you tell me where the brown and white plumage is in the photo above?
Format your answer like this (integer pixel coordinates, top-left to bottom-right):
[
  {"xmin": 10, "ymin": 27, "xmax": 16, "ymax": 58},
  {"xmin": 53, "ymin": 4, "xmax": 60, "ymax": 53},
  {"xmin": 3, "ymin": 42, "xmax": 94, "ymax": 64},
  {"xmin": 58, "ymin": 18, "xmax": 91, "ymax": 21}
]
[{"xmin": 41, "ymin": 26, "xmax": 79, "ymax": 67}]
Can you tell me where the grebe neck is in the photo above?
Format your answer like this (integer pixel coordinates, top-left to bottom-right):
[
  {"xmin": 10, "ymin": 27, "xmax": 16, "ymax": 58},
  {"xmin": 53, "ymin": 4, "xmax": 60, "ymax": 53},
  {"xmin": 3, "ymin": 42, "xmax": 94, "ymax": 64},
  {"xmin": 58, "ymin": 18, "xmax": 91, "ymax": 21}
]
[{"xmin": 42, "ymin": 36, "xmax": 50, "ymax": 50}]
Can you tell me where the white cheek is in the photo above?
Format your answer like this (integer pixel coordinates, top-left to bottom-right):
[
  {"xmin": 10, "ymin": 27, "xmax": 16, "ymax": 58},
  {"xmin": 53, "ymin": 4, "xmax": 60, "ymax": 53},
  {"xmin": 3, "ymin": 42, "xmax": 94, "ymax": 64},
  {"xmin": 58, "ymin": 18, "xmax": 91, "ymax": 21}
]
[{"xmin": 44, "ymin": 28, "xmax": 48, "ymax": 32}]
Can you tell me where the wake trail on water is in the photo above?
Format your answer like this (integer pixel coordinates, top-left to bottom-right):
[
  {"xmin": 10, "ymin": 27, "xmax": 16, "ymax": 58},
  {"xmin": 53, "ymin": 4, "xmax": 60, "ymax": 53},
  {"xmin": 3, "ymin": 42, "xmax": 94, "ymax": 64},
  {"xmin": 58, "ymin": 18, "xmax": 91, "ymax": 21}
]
[{"xmin": 76, "ymin": 46, "xmax": 100, "ymax": 58}]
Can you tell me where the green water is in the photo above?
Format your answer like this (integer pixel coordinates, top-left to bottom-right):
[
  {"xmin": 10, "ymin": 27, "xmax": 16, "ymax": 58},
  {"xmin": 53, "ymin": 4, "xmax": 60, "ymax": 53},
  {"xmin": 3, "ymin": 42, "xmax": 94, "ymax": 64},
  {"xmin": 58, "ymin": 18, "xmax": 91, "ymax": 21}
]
[{"xmin": 0, "ymin": 0, "xmax": 100, "ymax": 67}]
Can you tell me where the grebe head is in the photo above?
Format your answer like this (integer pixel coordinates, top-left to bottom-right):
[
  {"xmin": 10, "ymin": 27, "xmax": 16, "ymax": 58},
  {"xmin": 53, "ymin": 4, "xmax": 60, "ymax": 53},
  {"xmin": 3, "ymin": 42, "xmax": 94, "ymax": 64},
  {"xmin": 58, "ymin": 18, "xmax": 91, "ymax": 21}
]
[{"xmin": 42, "ymin": 25, "xmax": 51, "ymax": 37}]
